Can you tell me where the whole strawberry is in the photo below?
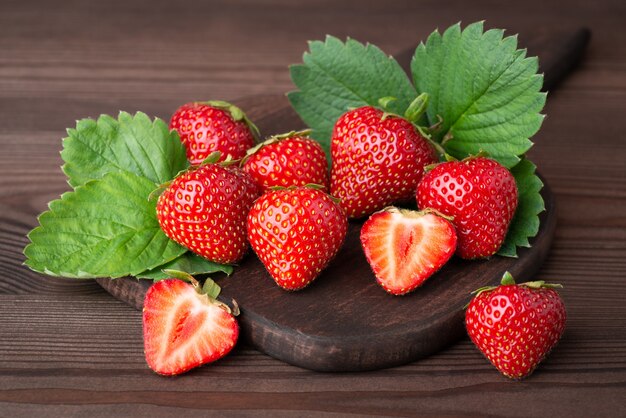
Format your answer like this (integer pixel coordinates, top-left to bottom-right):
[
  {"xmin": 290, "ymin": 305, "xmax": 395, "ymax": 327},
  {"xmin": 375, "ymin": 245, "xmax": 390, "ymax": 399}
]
[
  {"xmin": 361, "ymin": 207, "xmax": 457, "ymax": 295},
  {"xmin": 465, "ymin": 272, "xmax": 566, "ymax": 379},
  {"xmin": 143, "ymin": 270, "xmax": 239, "ymax": 376},
  {"xmin": 247, "ymin": 186, "xmax": 347, "ymax": 290},
  {"xmin": 170, "ymin": 100, "xmax": 259, "ymax": 165},
  {"xmin": 242, "ymin": 130, "xmax": 329, "ymax": 192},
  {"xmin": 156, "ymin": 153, "xmax": 260, "ymax": 264},
  {"xmin": 417, "ymin": 156, "xmax": 518, "ymax": 259},
  {"xmin": 331, "ymin": 105, "xmax": 437, "ymax": 218}
]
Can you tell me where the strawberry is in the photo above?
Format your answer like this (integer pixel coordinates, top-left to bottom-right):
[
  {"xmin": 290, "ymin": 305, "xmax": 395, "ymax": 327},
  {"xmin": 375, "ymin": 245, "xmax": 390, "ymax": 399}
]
[
  {"xmin": 242, "ymin": 130, "xmax": 329, "ymax": 192},
  {"xmin": 143, "ymin": 270, "xmax": 239, "ymax": 376},
  {"xmin": 169, "ymin": 100, "xmax": 259, "ymax": 165},
  {"xmin": 465, "ymin": 272, "xmax": 566, "ymax": 379},
  {"xmin": 416, "ymin": 156, "xmax": 518, "ymax": 259},
  {"xmin": 156, "ymin": 154, "xmax": 260, "ymax": 264},
  {"xmin": 360, "ymin": 207, "xmax": 457, "ymax": 295},
  {"xmin": 247, "ymin": 186, "xmax": 347, "ymax": 291},
  {"xmin": 330, "ymin": 105, "xmax": 437, "ymax": 218}
]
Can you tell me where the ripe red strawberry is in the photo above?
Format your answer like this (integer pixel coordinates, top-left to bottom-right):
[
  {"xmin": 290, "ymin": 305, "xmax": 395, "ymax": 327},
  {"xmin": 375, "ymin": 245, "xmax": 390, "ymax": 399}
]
[
  {"xmin": 170, "ymin": 100, "xmax": 259, "ymax": 165},
  {"xmin": 242, "ymin": 130, "xmax": 329, "ymax": 192},
  {"xmin": 143, "ymin": 271, "xmax": 239, "ymax": 376},
  {"xmin": 465, "ymin": 272, "xmax": 566, "ymax": 379},
  {"xmin": 360, "ymin": 207, "xmax": 457, "ymax": 295},
  {"xmin": 331, "ymin": 105, "xmax": 438, "ymax": 218},
  {"xmin": 416, "ymin": 156, "xmax": 518, "ymax": 259},
  {"xmin": 156, "ymin": 155, "xmax": 260, "ymax": 264},
  {"xmin": 247, "ymin": 186, "xmax": 347, "ymax": 290}
]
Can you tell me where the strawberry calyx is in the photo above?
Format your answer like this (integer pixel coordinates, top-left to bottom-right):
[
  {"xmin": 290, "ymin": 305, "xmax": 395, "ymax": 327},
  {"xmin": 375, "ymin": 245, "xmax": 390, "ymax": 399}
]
[
  {"xmin": 380, "ymin": 206, "xmax": 454, "ymax": 222},
  {"xmin": 197, "ymin": 151, "xmax": 240, "ymax": 168},
  {"xmin": 199, "ymin": 100, "xmax": 261, "ymax": 141},
  {"xmin": 148, "ymin": 181, "xmax": 172, "ymax": 201},
  {"xmin": 376, "ymin": 94, "xmax": 447, "ymax": 160},
  {"xmin": 423, "ymin": 151, "xmax": 494, "ymax": 173},
  {"xmin": 240, "ymin": 129, "xmax": 312, "ymax": 165},
  {"xmin": 162, "ymin": 269, "xmax": 240, "ymax": 316},
  {"xmin": 267, "ymin": 183, "xmax": 342, "ymax": 205},
  {"xmin": 403, "ymin": 93, "xmax": 429, "ymax": 124},
  {"xmin": 267, "ymin": 183, "xmax": 325, "ymax": 192},
  {"xmin": 471, "ymin": 271, "xmax": 564, "ymax": 299},
  {"xmin": 149, "ymin": 152, "xmax": 239, "ymax": 200}
]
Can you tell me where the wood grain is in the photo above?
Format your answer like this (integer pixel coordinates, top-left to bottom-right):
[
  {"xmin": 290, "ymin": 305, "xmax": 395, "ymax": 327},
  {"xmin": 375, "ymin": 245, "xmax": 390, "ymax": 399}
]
[{"xmin": 1, "ymin": 0, "xmax": 626, "ymax": 416}]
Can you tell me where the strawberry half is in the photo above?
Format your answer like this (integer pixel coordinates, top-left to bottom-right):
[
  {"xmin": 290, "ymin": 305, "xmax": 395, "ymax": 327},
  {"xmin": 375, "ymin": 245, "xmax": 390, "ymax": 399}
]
[
  {"xmin": 417, "ymin": 156, "xmax": 518, "ymax": 259},
  {"xmin": 156, "ymin": 153, "xmax": 260, "ymax": 264},
  {"xmin": 170, "ymin": 100, "xmax": 259, "ymax": 165},
  {"xmin": 242, "ymin": 130, "xmax": 329, "ymax": 192},
  {"xmin": 143, "ymin": 271, "xmax": 239, "ymax": 376},
  {"xmin": 465, "ymin": 272, "xmax": 566, "ymax": 379},
  {"xmin": 331, "ymin": 104, "xmax": 438, "ymax": 218},
  {"xmin": 360, "ymin": 207, "xmax": 457, "ymax": 295},
  {"xmin": 247, "ymin": 186, "xmax": 347, "ymax": 291}
]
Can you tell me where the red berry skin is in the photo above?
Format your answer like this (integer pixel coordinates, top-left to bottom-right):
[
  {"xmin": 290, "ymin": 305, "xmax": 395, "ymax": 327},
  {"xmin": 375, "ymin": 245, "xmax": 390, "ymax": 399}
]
[
  {"xmin": 360, "ymin": 208, "xmax": 457, "ymax": 295},
  {"xmin": 156, "ymin": 164, "xmax": 260, "ymax": 264},
  {"xmin": 465, "ymin": 284, "xmax": 566, "ymax": 379},
  {"xmin": 170, "ymin": 102, "xmax": 256, "ymax": 165},
  {"xmin": 416, "ymin": 157, "xmax": 518, "ymax": 259},
  {"xmin": 247, "ymin": 187, "xmax": 347, "ymax": 291},
  {"xmin": 331, "ymin": 106, "xmax": 438, "ymax": 219},
  {"xmin": 243, "ymin": 136, "xmax": 329, "ymax": 192},
  {"xmin": 143, "ymin": 279, "xmax": 239, "ymax": 376}
]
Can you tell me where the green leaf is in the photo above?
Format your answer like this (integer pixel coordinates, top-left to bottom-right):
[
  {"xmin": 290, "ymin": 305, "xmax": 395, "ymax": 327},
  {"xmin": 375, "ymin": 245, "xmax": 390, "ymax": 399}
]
[
  {"xmin": 202, "ymin": 278, "xmax": 222, "ymax": 300},
  {"xmin": 411, "ymin": 22, "xmax": 546, "ymax": 167},
  {"xmin": 136, "ymin": 252, "xmax": 234, "ymax": 280},
  {"xmin": 24, "ymin": 171, "xmax": 186, "ymax": 278},
  {"xmin": 61, "ymin": 112, "xmax": 189, "ymax": 187},
  {"xmin": 498, "ymin": 159, "xmax": 545, "ymax": 257},
  {"xmin": 288, "ymin": 36, "xmax": 417, "ymax": 154}
]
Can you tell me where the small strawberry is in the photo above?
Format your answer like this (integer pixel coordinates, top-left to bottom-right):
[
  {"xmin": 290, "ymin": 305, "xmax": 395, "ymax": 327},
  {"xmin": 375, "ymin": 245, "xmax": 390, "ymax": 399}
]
[
  {"xmin": 465, "ymin": 272, "xmax": 566, "ymax": 379},
  {"xmin": 143, "ymin": 270, "xmax": 239, "ymax": 376},
  {"xmin": 416, "ymin": 156, "xmax": 518, "ymax": 259},
  {"xmin": 170, "ymin": 100, "xmax": 259, "ymax": 165},
  {"xmin": 247, "ymin": 186, "xmax": 347, "ymax": 291},
  {"xmin": 330, "ymin": 99, "xmax": 438, "ymax": 218},
  {"xmin": 360, "ymin": 207, "xmax": 457, "ymax": 295},
  {"xmin": 242, "ymin": 130, "xmax": 329, "ymax": 192},
  {"xmin": 156, "ymin": 153, "xmax": 260, "ymax": 264}
]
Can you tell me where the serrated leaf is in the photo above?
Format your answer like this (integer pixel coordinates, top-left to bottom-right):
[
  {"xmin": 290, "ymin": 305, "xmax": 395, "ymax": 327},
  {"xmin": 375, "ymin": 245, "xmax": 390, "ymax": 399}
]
[
  {"xmin": 498, "ymin": 159, "xmax": 545, "ymax": 257},
  {"xmin": 136, "ymin": 252, "xmax": 234, "ymax": 280},
  {"xmin": 61, "ymin": 111, "xmax": 188, "ymax": 187},
  {"xmin": 288, "ymin": 36, "xmax": 417, "ymax": 154},
  {"xmin": 24, "ymin": 171, "xmax": 186, "ymax": 278},
  {"xmin": 411, "ymin": 22, "xmax": 546, "ymax": 167}
]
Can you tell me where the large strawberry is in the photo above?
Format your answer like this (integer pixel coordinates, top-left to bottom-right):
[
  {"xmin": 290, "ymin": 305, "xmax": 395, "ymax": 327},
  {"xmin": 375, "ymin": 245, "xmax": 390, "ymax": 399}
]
[
  {"xmin": 143, "ymin": 270, "xmax": 239, "ymax": 376},
  {"xmin": 331, "ymin": 104, "xmax": 438, "ymax": 218},
  {"xmin": 360, "ymin": 207, "xmax": 457, "ymax": 295},
  {"xmin": 156, "ymin": 154, "xmax": 260, "ymax": 264},
  {"xmin": 242, "ymin": 130, "xmax": 329, "ymax": 192},
  {"xmin": 247, "ymin": 186, "xmax": 347, "ymax": 291},
  {"xmin": 170, "ymin": 100, "xmax": 259, "ymax": 165},
  {"xmin": 465, "ymin": 272, "xmax": 566, "ymax": 379},
  {"xmin": 416, "ymin": 156, "xmax": 518, "ymax": 259}
]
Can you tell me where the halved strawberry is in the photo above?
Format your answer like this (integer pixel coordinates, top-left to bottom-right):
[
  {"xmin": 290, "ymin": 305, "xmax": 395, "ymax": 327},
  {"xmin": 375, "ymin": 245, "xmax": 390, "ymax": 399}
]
[
  {"xmin": 142, "ymin": 270, "xmax": 239, "ymax": 376},
  {"xmin": 360, "ymin": 207, "xmax": 457, "ymax": 295}
]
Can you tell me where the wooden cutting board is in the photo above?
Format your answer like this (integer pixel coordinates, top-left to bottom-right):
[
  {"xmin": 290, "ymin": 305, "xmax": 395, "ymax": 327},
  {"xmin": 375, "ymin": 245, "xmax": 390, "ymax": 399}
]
[{"xmin": 97, "ymin": 28, "xmax": 589, "ymax": 372}]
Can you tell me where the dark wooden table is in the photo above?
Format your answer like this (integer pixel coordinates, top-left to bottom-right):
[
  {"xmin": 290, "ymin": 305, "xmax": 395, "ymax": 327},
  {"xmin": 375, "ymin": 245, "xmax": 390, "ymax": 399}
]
[{"xmin": 1, "ymin": 1, "xmax": 625, "ymax": 417}]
